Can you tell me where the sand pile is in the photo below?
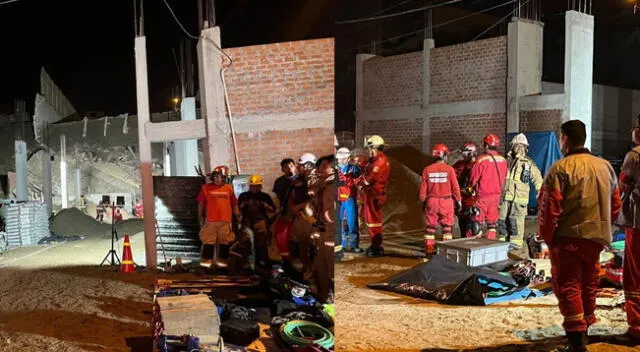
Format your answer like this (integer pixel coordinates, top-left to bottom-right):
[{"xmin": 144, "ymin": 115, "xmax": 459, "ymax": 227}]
[{"xmin": 50, "ymin": 208, "xmax": 143, "ymax": 238}]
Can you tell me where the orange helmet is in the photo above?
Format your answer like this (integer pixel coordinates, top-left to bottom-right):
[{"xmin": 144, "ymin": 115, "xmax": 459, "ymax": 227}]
[
  {"xmin": 483, "ymin": 134, "xmax": 500, "ymax": 148},
  {"xmin": 211, "ymin": 165, "xmax": 229, "ymax": 176},
  {"xmin": 432, "ymin": 144, "xmax": 449, "ymax": 159}
]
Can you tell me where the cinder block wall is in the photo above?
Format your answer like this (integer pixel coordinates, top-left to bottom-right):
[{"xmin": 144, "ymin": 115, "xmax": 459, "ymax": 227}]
[{"xmin": 225, "ymin": 38, "xmax": 335, "ymax": 188}]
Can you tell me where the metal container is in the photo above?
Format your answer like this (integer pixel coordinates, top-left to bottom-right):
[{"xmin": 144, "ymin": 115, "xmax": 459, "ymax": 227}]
[{"xmin": 436, "ymin": 237, "xmax": 510, "ymax": 267}]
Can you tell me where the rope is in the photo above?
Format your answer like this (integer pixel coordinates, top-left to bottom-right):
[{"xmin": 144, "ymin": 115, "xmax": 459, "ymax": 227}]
[{"xmin": 279, "ymin": 320, "xmax": 334, "ymax": 349}]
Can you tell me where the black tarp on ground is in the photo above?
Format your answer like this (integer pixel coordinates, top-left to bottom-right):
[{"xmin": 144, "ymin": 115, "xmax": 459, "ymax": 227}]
[{"xmin": 367, "ymin": 255, "xmax": 518, "ymax": 306}]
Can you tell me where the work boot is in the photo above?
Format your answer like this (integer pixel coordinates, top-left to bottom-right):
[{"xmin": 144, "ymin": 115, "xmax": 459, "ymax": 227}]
[
  {"xmin": 424, "ymin": 235, "xmax": 436, "ymax": 255},
  {"xmin": 610, "ymin": 332, "xmax": 640, "ymax": 346},
  {"xmin": 366, "ymin": 246, "xmax": 385, "ymax": 258},
  {"xmin": 554, "ymin": 331, "xmax": 587, "ymax": 352},
  {"xmin": 349, "ymin": 247, "xmax": 364, "ymax": 254},
  {"xmin": 486, "ymin": 229, "xmax": 498, "ymax": 240}
]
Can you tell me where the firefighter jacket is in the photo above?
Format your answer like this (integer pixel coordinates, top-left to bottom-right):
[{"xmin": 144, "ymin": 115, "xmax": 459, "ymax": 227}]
[
  {"xmin": 337, "ymin": 163, "xmax": 361, "ymax": 202},
  {"xmin": 502, "ymin": 155, "xmax": 543, "ymax": 205},
  {"xmin": 356, "ymin": 152, "xmax": 391, "ymax": 197},
  {"xmin": 617, "ymin": 145, "xmax": 640, "ymax": 228},
  {"xmin": 419, "ymin": 162, "xmax": 461, "ymax": 203},
  {"xmin": 538, "ymin": 148, "xmax": 622, "ymax": 246},
  {"xmin": 470, "ymin": 151, "xmax": 508, "ymax": 198},
  {"xmin": 453, "ymin": 159, "xmax": 476, "ymax": 208}
]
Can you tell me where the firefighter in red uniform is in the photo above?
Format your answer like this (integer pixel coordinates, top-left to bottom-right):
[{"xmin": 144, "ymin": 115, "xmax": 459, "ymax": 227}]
[
  {"xmin": 538, "ymin": 120, "xmax": 621, "ymax": 351},
  {"xmin": 470, "ymin": 134, "xmax": 508, "ymax": 240},
  {"xmin": 616, "ymin": 114, "xmax": 640, "ymax": 344},
  {"xmin": 420, "ymin": 144, "xmax": 461, "ymax": 254},
  {"xmin": 452, "ymin": 143, "xmax": 480, "ymax": 238},
  {"xmin": 355, "ymin": 135, "xmax": 391, "ymax": 257}
]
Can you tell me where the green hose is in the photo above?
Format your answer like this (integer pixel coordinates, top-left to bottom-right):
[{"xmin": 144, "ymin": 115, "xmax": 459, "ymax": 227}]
[{"xmin": 280, "ymin": 320, "xmax": 334, "ymax": 349}]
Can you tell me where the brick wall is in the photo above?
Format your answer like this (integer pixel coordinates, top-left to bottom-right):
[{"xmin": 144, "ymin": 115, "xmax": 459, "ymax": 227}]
[
  {"xmin": 223, "ymin": 38, "xmax": 334, "ymax": 186},
  {"xmin": 362, "ymin": 119, "xmax": 423, "ymax": 150},
  {"xmin": 362, "ymin": 52, "xmax": 423, "ymax": 109},
  {"xmin": 430, "ymin": 36, "xmax": 507, "ymax": 104},
  {"xmin": 520, "ymin": 110, "xmax": 563, "ymax": 133},
  {"xmin": 430, "ymin": 113, "xmax": 507, "ymax": 150},
  {"xmin": 231, "ymin": 128, "xmax": 335, "ymax": 189},
  {"xmin": 225, "ymin": 38, "xmax": 334, "ymax": 117}
]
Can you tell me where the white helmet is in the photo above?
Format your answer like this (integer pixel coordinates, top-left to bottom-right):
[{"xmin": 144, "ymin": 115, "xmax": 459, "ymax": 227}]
[
  {"xmin": 336, "ymin": 147, "xmax": 350, "ymax": 161},
  {"xmin": 365, "ymin": 135, "xmax": 386, "ymax": 148},
  {"xmin": 511, "ymin": 133, "xmax": 529, "ymax": 146},
  {"xmin": 298, "ymin": 153, "xmax": 317, "ymax": 165}
]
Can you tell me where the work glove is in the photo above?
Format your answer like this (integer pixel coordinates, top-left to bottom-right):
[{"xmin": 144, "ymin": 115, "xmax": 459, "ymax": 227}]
[{"xmin": 455, "ymin": 201, "xmax": 462, "ymax": 213}]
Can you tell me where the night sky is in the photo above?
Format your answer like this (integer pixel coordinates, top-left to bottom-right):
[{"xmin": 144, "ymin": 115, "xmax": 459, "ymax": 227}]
[{"xmin": 0, "ymin": 0, "xmax": 334, "ymax": 115}]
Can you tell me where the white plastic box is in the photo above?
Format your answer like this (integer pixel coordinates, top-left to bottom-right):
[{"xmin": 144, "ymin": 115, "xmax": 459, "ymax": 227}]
[{"xmin": 436, "ymin": 237, "xmax": 510, "ymax": 267}]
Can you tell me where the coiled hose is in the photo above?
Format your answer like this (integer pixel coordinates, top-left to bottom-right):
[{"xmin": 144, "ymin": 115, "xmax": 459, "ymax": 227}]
[{"xmin": 279, "ymin": 320, "xmax": 334, "ymax": 349}]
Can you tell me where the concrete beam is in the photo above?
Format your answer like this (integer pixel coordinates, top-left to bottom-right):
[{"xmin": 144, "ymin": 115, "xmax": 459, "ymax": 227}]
[
  {"xmin": 520, "ymin": 94, "xmax": 566, "ymax": 111},
  {"xmin": 355, "ymin": 53, "xmax": 376, "ymax": 147},
  {"xmin": 428, "ymin": 99, "xmax": 506, "ymax": 116},
  {"xmin": 422, "ymin": 38, "xmax": 435, "ymax": 153},
  {"xmin": 134, "ymin": 35, "xmax": 157, "ymax": 269},
  {"xmin": 233, "ymin": 110, "xmax": 334, "ymax": 133},
  {"xmin": 144, "ymin": 119, "xmax": 207, "ymax": 142},
  {"xmin": 198, "ymin": 27, "xmax": 231, "ymax": 173},
  {"xmin": 564, "ymin": 10, "xmax": 594, "ymax": 149}
]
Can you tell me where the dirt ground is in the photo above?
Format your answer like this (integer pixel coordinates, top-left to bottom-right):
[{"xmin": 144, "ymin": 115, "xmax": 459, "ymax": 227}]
[
  {"xmin": 334, "ymin": 219, "xmax": 636, "ymax": 352},
  {"xmin": 0, "ymin": 223, "xmax": 279, "ymax": 351}
]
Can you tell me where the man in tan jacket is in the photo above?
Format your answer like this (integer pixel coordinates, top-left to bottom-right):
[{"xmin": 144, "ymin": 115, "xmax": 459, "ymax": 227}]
[{"xmin": 538, "ymin": 120, "xmax": 622, "ymax": 351}]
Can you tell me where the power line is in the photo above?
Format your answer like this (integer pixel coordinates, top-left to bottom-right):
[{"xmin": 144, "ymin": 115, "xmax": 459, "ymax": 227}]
[
  {"xmin": 338, "ymin": 0, "xmax": 516, "ymax": 55},
  {"xmin": 336, "ymin": 0, "xmax": 462, "ymax": 25},
  {"xmin": 470, "ymin": 0, "xmax": 531, "ymax": 42},
  {"xmin": 0, "ymin": 0, "xmax": 21, "ymax": 5}
]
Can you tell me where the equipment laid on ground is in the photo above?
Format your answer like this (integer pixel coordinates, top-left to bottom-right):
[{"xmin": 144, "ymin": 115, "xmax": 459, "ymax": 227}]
[
  {"xmin": 100, "ymin": 202, "xmax": 121, "ymax": 267},
  {"xmin": 153, "ymin": 294, "xmax": 223, "ymax": 352},
  {"xmin": 154, "ymin": 277, "xmax": 260, "ymax": 294},
  {"xmin": 436, "ymin": 237, "xmax": 510, "ymax": 267},
  {"xmin": 4, "ymin": 201, "xmax": 48, "ymax": 247}
]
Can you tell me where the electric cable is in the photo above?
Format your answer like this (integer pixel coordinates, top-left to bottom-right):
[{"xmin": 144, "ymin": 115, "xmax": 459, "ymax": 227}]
[
  {"xmin": 338, "ymin": 0, "xmax": 517, "ymax": 56},
  {"xmin": 160, "ymin": 0, "xmax": 242, "ymax": 175},
  {"xmin": 0, "ymin": 0, "xmax": 20, "ymax": 5},
  {"xmin": 336, "ymin": 0, "xmax": 461, "ymax": 25},
  {"xmin": 470, "ymin": 0, "xmax": 531, "ymax": 42},
  {"xmin": 279, "ymin": 320, "xmax": 334, "ymax": 349}
]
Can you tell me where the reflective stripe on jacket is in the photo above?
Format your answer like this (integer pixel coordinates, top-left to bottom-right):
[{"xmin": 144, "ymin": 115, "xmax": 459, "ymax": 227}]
[
  {"xmin": 502, "ymin": 156, "xmax": 543, "ymax": 205},
  {"xmin": 537, "ymin": 148, "xmax": 622, "ymax": 246}
]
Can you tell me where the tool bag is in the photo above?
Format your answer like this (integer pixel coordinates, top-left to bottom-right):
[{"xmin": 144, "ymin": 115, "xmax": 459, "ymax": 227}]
[{"xmin": 220, "ymin": 317, "xmax": 260, "ymax": 347}]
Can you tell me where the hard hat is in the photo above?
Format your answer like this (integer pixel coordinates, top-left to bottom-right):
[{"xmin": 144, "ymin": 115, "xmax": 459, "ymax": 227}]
[
  {"xmin": 249, "ymin": 174, "xmax": 263, "ymax": 186},
  {"xmin": 336, "ymin": 147, "xmax": 350, "ymax": 160},
  {"xmin": 483, "ymin": 134, "xmax": 500, "ymax": 148},
  {"xmin": 211, "ymin": 165, "xmax": 229, "ymax": 176},
  {"xmin": 365, "ymin": 135, "xmax": 386, "ymax": 148},
  {"xmin": 461, "ymin": 143, "xmax": 478, "ymax": 157},
  {"xmin": 298, "ymin": 153, "xmax": 317, "ymax": 165},
  {"xmin": 510, "ymin": 133, "xmax": 529, "ymax": 146},
  {"xmin": 432, "ymin": 144, "xmax": 450, "ymax": 159}
]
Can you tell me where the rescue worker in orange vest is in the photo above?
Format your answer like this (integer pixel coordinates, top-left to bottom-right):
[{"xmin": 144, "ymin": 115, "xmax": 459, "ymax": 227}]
[
  {"xmin": 616, "ymin": 114, "xmax": 640, "ymax": 344},
  {"xmin": 420, "ymin": 144, "xmax": 462, "ymax": 254},
  {"xmin": 538, "ymin": 120, "xmax": 621, "ymax": 351},
  {"xmin": 355, "ymin": 135, "xmax": 391, "ymax": 257},
  {"xmin": 452, "ymin": 143, "xmax": 480, "ymax": 238},
  {"xmin": 470, "ymin": 134, "xmax": 508, "ymax": 240},
  {"xmin": 197, "ymin": 165, "xmax": 241, "ymax": 269}
]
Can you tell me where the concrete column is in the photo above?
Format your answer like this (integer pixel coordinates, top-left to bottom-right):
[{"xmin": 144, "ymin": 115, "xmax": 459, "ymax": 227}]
[
  {"xmin": 60, "ymin": 135, "xmax": 68, "ymax": 209},
  {"xmin": 421, "ymin": 38, "xmax": 435, "ymax": 153},
  {"xmin": 198, "ymin": 27, "xmax": 231, "ymax": 173},
  {"xmin": 163, "ymin": 141, "xmax": 172, "ymax": 177},
  {"xmin": 355, "ymin": 53, "xmax": 376, "ymax": 147},
  {"xmin": 564, "ymin": 10, "xmax": 594, "ymax": 149},
  {"xmin": 173, "ymin": 97, "xmax": 199, "ymax": 176},
  {"xmin": 42, "ymin": 151, "xmax": 52, "ymax": 215},
  {"xmin": 507, "ymin": 18, "xmax": 544, "ymax": 133},
  {"xmin": 135, "ymin": 35, "xmax": 157, "ymax": 269},
  {"xmin": 14, "ymin": 140, "xmax": 28, "ymax": 202}
]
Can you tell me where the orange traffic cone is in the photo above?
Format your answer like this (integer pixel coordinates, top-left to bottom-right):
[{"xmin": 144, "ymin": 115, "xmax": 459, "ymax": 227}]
[{"xmin": 120, "ymin": 234, "xmax": 135, "ymax": 273}]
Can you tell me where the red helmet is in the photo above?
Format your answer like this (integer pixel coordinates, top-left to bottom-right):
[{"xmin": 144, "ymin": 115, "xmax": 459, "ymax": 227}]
[
  {"xmin": 211, "ymin": 165, "xmax": 229, "ymax": 176},
  {"xmin": 432, "ymin": 144, "xmax": 450, "ymax": 159},
  {"xmin": 483, "ymin": 134, "xmax": 500, "ymax": 148},
  {"xmin": 461, "ymin": 143, "xmax": 478, "ymax": 158}
]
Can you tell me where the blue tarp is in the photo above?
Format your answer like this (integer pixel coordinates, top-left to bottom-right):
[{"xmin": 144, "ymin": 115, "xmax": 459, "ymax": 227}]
[{"xmin": 507, "ymin": 131, "xmax": 563, "ymax": 209}]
